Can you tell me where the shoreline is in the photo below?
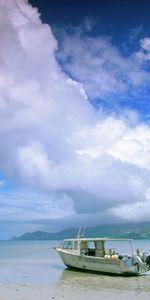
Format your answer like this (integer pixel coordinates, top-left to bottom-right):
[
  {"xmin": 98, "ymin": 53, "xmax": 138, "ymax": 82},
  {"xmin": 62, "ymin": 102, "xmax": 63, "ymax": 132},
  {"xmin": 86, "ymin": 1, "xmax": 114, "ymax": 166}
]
[
  {"xmin": 0, "ymin": 281, "xmax": 150, "ymax": 300},
  {"xmin": 1, "ymin": 268, "xmax": 150, "ymax": 300}
]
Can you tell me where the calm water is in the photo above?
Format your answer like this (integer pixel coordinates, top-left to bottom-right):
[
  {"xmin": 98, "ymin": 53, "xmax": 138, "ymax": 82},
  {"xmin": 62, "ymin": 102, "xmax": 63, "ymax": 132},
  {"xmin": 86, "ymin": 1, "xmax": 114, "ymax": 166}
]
[
  {"xmin": 0, "ymin": 240, "xmax": 62, "ymax": 283},
  {"xmin": 0, "ymin": 240, "xmax": 150, "ymax": 298}
]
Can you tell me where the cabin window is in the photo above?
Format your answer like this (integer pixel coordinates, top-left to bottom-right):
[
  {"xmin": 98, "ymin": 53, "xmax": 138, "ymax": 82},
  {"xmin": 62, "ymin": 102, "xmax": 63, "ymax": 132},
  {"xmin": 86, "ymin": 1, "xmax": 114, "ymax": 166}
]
[
  {"xmin": 96, "ymin": 241, "xmax": 103, "ymax": 250},
  {"xmin": 87, "ymin": 241, "xmax": 95, "ymax": 249},
  {"xmin": 64, "ymin": 241, "xmax": 73, "ymax": 249},
  {"xmin": 95, "ymin": 241, "xmax": 105, "ymax": 256},
  {"xmin": 87, "ymin": 241, "xmax": 95, "ymax": 256},
  {"xmin": 74, "ymin": 241, "xmax": 78, "ymax": 250}
]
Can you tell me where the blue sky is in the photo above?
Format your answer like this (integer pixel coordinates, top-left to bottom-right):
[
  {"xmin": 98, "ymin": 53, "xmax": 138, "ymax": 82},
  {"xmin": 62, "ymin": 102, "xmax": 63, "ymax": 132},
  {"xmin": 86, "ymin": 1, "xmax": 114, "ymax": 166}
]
[
  {"xmin": 0, "ymin": 0, "xmax": 150, "ymax": 239},
  {"xmin": 29, "ymin": 0, "xmax": 150, "ymax": 117}
]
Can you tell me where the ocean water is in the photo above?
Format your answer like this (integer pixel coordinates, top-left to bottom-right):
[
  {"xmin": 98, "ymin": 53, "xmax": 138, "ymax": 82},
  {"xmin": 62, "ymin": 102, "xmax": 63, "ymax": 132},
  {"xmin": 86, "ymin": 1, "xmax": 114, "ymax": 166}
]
[
  {"xmin": 0, "ymin": 240, "xmax": 150, "ymax": 298},
  {"xmin": 0, "ymin": 240, "xmax": 62, "ymax": 283}
]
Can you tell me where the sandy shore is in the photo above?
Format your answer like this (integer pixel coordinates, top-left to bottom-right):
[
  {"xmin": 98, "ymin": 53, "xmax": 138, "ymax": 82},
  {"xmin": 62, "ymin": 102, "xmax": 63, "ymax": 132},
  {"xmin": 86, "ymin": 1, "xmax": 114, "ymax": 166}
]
[
  {"xmin": 0, "ymin": 281, "xmax": 150, "ymax": 300},
  {"xmin": 1, "ymin": 268, "xmax": 150, "ymax": 300}
]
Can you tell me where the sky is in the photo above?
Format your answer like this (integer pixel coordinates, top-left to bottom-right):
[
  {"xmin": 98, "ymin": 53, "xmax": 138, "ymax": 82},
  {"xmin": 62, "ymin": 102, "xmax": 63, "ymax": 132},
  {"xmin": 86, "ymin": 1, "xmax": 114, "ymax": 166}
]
[{"xmin": 1, "ymin": 0, "xmax": 150, "ymax": 239}]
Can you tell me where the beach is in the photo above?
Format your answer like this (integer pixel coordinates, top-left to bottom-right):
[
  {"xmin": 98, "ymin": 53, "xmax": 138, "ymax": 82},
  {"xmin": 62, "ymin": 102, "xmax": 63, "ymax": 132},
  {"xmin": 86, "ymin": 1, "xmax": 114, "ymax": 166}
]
[
  {"xmin": 1, "ymin": 273, "xmax": 150, "ymax": 300},
  {"xmin": 0, "ymin": 241, "xmax": 150, "ymax": 300}
]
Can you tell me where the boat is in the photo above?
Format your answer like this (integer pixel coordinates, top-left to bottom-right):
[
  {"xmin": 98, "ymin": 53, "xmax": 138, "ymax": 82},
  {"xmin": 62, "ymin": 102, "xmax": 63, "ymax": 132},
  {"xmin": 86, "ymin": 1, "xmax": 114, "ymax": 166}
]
[{"xmin": 56, "ymin": 236, "xmax": 150, "ymax": 276}]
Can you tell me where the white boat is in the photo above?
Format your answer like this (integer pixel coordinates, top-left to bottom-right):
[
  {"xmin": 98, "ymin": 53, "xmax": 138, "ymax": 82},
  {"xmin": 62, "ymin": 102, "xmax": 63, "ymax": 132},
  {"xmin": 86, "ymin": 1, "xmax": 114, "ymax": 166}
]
[{"xmin": 56, "ymin": 236, "xmax": 150, "ymax": 276}]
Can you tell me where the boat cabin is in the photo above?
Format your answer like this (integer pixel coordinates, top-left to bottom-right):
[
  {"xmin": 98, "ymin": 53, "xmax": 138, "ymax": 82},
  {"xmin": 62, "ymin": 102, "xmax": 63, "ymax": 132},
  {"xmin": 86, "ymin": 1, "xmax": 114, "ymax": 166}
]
[{"xmin": 62, "ymin": 238, "xmax": 107, "ymax": 257}]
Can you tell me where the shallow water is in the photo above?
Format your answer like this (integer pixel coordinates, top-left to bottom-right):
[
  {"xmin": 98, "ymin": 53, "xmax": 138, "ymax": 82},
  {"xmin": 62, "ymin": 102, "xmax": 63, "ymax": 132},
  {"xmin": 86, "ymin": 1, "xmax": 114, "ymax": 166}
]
[
  {"xmin": 0, "ymin": 240, "xmax": 63, "ymax": 283},
  {"xmin": 0, "ymin": 240, "xmax": 150, "ymax": 299}
]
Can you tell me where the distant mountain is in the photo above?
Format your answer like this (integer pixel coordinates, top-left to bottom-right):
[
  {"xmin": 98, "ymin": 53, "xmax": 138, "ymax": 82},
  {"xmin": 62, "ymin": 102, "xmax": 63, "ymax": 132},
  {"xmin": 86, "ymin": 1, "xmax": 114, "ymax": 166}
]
[{"xmin": 11, "ymin": 222, "xmax": 150, "ymax": 240}]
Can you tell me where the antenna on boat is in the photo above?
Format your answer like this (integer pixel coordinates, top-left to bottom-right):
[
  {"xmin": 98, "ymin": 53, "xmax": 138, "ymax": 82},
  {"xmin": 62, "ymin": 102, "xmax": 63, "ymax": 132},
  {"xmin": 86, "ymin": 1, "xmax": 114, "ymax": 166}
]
[
  {"xmin": 81, "ymin": 224, "xmax": 87, "ymax": 237},
  {"xmin": 77, "ymin": 227, "xmax": 82, "ymax": 238},
  {"xmin": 77, "ymin": 224, "xmax": 87, "ymax": 238}
]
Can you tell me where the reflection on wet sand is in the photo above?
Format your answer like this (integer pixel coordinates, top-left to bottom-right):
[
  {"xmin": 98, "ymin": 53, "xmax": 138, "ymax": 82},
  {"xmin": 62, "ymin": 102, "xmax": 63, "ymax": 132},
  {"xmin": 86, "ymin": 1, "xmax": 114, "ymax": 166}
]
[{"xmin": 59, "ymin": 267, "xmax": 150, "ymax": 295}]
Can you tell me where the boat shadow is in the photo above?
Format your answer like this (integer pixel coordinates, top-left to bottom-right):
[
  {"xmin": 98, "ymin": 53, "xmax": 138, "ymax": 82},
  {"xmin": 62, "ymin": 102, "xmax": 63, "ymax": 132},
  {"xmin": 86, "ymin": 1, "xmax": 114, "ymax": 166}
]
[
  {"xmin": 60, "ymin": 265, "xmax": 138, "ymax": 277},
  {"xmin": 58, "ymin": 267, "xmax": 150, "ymax": 293}
]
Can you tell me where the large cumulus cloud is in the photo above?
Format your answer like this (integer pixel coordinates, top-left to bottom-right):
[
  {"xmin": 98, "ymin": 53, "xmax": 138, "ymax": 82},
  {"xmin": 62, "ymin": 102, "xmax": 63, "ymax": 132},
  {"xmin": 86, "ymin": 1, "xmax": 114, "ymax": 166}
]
[{"xmin": 0, "ymin": 0, "xmax": 150, "ymax": 234}]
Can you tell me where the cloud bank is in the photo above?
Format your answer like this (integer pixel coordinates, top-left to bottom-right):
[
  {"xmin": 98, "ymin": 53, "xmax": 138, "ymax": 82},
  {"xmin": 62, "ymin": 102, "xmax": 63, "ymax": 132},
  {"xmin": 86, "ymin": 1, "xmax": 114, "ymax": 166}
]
[
  {"xmin": 57, "ymin": 28, "xmax": 150, "ymax": 113},
  {"xmin": 0, "ymin": 0, "xmax": 150, "ymax": 236}
]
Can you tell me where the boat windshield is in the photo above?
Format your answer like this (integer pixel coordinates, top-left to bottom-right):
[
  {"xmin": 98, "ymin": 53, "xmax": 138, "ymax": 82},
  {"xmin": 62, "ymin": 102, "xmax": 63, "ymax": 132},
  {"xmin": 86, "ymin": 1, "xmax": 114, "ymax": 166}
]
[
  {"xmin": 105, "ymin": 240, "xmax": 132, "ymax": 256},
  {"xmin": 63, "ymin": 241, "xmax": 73, "ymax": 249}
]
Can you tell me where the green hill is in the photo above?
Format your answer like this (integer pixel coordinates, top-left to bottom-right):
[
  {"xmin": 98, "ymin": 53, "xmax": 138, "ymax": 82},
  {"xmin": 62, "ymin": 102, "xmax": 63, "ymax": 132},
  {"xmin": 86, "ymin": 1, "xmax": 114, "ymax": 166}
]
[{"xmin": 11, "ymin": 222, "xmax": 150, "ymax": 240}]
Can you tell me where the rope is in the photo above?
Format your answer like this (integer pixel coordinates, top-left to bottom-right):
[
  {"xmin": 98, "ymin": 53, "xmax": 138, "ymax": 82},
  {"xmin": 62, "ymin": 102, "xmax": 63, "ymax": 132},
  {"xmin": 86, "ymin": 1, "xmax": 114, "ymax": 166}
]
[{"xmin": 0, "ymin": 247, "xmax": 53, "ymax": 260}]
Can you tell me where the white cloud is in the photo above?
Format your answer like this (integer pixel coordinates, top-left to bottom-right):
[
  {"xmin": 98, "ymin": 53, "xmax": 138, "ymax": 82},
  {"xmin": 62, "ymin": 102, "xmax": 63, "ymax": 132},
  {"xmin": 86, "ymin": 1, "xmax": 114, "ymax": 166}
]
[
  {"xmin": 56, "ymin": 32, "xmax": 150, "ymax": 100},
  {"xmin": 70, "ymin": 117, "xmax": 150, "ymax": 207},
  {"xmin": 0, "ymin": 190, "xmax": 74, "ymax": 220},
  {"xmin": 0, "ymin": 0, "xmax": 150, "ymax": 230},
  {"xmin": 57, "ymin": 34, "xmax": 127, "ymax": 98},
  {"xmin": 110, "ymin": 187, "xmax": 150, "ymax": 222},
  {"xmin": 108, "ymin": 123, "xmax": 150, "ymax": 170},
  {"xmin": 17, "ymin": 142, "xmax": 52, "ymax": 186},
  {"xmin": 141, "ymin": 37, "xmax": 150, "ymax": 52},
  {"xmin": 135, "ymin": 37, "xmax": 150, "ymax": 61}
]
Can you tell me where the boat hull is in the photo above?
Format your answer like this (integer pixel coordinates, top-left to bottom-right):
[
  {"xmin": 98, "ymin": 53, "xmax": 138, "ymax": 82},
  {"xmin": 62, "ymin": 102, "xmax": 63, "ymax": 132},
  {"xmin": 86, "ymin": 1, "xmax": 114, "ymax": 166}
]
[{"xmin": 56, "ymin": 249, "xmax": 143, "ymax": 276}]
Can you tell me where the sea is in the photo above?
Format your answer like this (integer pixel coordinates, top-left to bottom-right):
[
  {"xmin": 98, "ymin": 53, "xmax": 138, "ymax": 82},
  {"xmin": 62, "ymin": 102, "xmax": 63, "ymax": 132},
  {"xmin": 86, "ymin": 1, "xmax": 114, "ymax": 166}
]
[{"xmin": 0, "ymin": 240, "xmax": 150, "ymax": 299}]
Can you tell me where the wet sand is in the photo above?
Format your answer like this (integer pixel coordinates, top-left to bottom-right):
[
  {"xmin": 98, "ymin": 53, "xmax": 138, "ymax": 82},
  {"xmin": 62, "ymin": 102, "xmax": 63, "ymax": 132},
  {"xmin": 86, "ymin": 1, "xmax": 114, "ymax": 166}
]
[{"xmin": 0, "ymin": 268, "xmax": 150, "ymax": 300}]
